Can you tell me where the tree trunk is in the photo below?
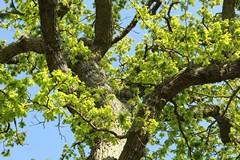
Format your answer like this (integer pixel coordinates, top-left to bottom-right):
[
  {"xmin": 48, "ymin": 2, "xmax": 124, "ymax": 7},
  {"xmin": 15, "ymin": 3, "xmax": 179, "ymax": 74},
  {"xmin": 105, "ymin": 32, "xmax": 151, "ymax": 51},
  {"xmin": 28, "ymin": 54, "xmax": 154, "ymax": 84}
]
[
  {"xmin": 87, "ymin": 140, "xmax": 126, "ymax": 160},
  {"xmin": 70, "ymin": 60, "xmax": 128, "ymax": 159}
]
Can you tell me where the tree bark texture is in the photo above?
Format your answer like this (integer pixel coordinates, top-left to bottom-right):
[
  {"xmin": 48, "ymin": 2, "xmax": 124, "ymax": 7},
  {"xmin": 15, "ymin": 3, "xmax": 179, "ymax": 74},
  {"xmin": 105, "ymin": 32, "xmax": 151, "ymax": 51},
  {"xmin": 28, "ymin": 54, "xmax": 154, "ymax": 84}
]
[
  {"xmin": 38, "ymin": 0, "xmax": 68, "ymax": 73},
  {"xmin": 94, "ymin": 0, "xmax": 113, "ymax": 58},
  {"xmin": 71, "ymin": 60, "xmax": 127, "ymax": 160},
  {"xmin": 222, "ymin": 0, "xmax": 236, "ymax": 20}
]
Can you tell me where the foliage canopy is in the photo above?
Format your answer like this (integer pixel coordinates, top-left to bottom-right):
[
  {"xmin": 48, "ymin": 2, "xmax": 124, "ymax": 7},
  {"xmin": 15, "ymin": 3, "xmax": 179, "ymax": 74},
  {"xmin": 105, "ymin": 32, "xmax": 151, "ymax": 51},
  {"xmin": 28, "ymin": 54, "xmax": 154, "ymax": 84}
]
[{"xmin": 0, "ymin": 0, "xmax": 240, "ymax": 159}]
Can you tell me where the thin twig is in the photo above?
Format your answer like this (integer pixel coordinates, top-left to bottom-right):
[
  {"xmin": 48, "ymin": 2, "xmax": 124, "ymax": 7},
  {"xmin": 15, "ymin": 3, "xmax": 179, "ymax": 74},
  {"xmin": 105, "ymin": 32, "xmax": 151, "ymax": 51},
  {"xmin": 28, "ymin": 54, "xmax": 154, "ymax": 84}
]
[
  {"xmin": 205, "ymin": 120, "xmax": 217, "ymax": 145},
  {"xmin": 163, "ymin": 1, "xmax": 180, "ymax": 32},
  {"xmin": 60, "ymin": 131, "xmax": 94, "ymax": 160},
  {"xmin": 67, "ymin": 105, "xmax": 128, "ymax": 139},
  {"xmin": 111, "ymin": 0, "xmax": 160, "ymax": 45},
  {"xmin": 10, "ymin": 0, "xmax": 24, "ymax": 16},
  {"xmin": 221, "ymin": 86, "xmax": 240, "ymax": 117},
  {"xmin": 56, "ymin": 114, "xmax": 67, "ymax": 142},
  {"xmin": 30, "ymin": 114, "xmax": 46, "ymax": 128},
  {"xmin": 13, "ymin": 118, "xmax": 24, "ymax": 145},
  {"xmin": 171, "ymin": 100, "xmax": 192, "ymax": 158},
  {"xmin": 187, "ymin": 90, "xmax": 231, "ymax": 99},
  {"xmin": 0, "ymin": 123, "xmax": 10, "ymax": 134}
]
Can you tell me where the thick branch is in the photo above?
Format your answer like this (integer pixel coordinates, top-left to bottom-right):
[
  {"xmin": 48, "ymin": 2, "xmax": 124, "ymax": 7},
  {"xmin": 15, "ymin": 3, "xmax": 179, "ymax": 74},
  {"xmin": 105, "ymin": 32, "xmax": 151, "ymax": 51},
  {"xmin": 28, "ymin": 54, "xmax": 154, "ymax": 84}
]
[
  {"xmin": 38, "ymin": 0, "xmax": 67, "ymax": 73},
  {"xmin": 151, "ymin": 60, "xmax": 240, "ymax": 144},
  {"xmin": 0, "ymin": 36, "xmax": 45, "ymax": 64},
  {"xmin": 69, "ymin": 59, "xmax": 128, "ymax": 159},
  {"xmin": 120, "ymin": 59, "xmax": 240, "ymax": 160},
  {"xmin": 94, "ymin": 0, "xmax": 113, "ymax": 57},
  {"xmin": 119, "ymin": 99, "xmax": 166, "ymax": 160},
  {"xmin": 222, "ymin": 0, "xmax": 236, "ymax": 20},
  {"xmin": 153, "ymin": 60, "xmax": 240, "ymax": 101}
]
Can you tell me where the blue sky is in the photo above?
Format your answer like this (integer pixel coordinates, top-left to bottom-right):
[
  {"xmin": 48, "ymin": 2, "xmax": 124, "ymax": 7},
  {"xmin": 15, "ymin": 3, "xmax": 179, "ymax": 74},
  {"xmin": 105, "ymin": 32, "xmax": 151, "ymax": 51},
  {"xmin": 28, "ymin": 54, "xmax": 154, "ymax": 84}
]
[{"xmin": 0, "ymin": 1, "xmax": 223, "ymax": 159}]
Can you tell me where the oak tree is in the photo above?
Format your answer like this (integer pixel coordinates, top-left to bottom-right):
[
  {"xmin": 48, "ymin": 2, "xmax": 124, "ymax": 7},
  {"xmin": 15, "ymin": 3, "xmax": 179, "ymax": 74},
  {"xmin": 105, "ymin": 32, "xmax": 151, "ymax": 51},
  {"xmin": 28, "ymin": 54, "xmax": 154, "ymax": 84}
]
[{"xmin": 0, "ymin": 0, "xmax": 240, "ymax": 159}]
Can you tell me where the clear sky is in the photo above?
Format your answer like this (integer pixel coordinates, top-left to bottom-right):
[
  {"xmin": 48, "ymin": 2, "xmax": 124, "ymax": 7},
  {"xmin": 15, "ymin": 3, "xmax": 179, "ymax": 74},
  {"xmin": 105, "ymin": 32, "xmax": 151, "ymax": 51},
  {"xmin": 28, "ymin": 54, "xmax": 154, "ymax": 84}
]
[{"xmin": 0, "ymin": 1, "xmax": 223, "ymax": 160}]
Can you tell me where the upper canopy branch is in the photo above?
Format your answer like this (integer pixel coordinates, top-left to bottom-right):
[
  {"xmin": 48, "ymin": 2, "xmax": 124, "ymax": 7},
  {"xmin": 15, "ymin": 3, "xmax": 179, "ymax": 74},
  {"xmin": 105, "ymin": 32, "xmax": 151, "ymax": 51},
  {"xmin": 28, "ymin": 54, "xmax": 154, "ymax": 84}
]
[
  {"xmin": 111, "ymin": 0, "xmax": 161, "ymax": 45},
  {"xmin": 222, "ymin": 0, "xmax": 236, "ymax": 20},
  {"xmin": 143, "ymin": 60, "xmax": 240, "ymax": 141},
  {"xmin": 38, "ymin": 0, "xmax": 68, "ymax": 73},
  {"xmin": 0, "ymin": 0, "xmax": 24, "ymax": 20},
  {"xmin": 94, "ymin": 0, "xmax": 113, "ymax": 57}
]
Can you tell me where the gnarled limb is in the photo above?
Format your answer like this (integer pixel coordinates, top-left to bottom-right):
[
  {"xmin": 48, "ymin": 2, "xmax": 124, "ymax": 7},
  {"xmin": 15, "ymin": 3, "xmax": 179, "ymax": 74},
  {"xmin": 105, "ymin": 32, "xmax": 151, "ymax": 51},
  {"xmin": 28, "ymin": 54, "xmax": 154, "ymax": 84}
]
[
  {"xmin": 0, "ymin": 36, "xmax": 45, "ymax": 64},
  {"xmin": 70, "ymin": 1, "xmax": 129, "ymax": 159},
  {"xmin": 153, "ymin": 61, "xmax": 240, "ymax": 101},
  {"xmin": 120, "ymin": 59, "xmax": 240, "ymax": 160}
]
